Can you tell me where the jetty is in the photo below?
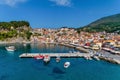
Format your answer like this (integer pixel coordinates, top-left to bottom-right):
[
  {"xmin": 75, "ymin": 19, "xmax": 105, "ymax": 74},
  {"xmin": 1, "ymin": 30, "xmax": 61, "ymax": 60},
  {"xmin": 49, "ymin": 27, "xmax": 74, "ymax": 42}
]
[
  {"xmin": 19, "ymin": 51, "xmax": 120, "ymax": 65},
  {"xmin": 19, "ymin": 52, "xmax": 91, "ymax": 58}
]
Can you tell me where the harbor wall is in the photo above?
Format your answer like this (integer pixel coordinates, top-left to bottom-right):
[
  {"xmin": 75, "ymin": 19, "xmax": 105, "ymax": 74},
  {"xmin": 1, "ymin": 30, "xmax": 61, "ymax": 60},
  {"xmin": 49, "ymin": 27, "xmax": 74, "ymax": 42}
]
[
  {"xmin": 99, "ymin": 56, "xmax": 120, "ymax": 64},
  {"xmin": 58, "ymin": 43, "xmax": 89, "ymax": 53}
]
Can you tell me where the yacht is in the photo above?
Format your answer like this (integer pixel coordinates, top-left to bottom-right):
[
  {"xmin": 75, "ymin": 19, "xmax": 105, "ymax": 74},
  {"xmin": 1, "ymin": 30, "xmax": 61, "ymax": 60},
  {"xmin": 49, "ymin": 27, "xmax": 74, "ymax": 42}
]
[
  {"xmin": 6, "ymin": 46, "xmax": 16, "ymax": 51},
  {"xmin": 64, "ymin": 62, "xmax": 70, "ymax": 68}
]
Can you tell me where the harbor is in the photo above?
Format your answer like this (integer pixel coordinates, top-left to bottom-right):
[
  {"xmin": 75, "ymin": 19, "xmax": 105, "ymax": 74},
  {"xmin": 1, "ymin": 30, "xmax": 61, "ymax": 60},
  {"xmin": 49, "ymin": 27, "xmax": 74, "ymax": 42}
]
[
  {"xmin": 1, "ymin": 42, "xmax": 120, "ymax": 80},
  {"xmin": 19, "ymin": 50, "xmax": 120, "ymax": 64}
]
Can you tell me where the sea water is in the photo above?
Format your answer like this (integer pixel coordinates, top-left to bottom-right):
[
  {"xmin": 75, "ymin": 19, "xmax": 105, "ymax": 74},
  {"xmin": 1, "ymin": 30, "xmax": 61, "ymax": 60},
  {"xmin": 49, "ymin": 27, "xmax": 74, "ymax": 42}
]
[{"xmin": 0, "ymin": 43, "xmax": 120, "ymax": 80}]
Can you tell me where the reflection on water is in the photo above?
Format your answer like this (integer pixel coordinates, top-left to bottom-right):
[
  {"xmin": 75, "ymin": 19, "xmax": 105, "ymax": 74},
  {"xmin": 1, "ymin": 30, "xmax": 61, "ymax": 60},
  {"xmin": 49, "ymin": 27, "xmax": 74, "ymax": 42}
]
[{"xmin": 29, "ymin": 43, "xmax": 78, "ymax": 53}]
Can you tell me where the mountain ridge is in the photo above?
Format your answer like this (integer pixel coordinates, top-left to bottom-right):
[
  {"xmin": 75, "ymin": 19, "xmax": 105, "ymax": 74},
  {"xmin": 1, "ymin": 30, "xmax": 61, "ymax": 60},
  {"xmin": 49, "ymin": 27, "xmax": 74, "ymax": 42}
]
[{"xmin": 78, "ymin": 13, "xmax": 120, "ymax": 33}]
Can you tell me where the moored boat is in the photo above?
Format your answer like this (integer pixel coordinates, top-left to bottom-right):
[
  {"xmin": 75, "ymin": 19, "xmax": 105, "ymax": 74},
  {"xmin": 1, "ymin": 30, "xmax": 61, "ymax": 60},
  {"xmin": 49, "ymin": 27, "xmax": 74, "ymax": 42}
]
[
  {"xmin": 64, "ymin": 62, "xmax": 70, "ymax": 68},
  {"xmin": 34, "ymin": 55, "xmax": 44, "ymax": 60},
  {"xmin": 43, "ymin": 55, "xmax": 50, "ymax": 63},
  {"xmin": 23, "ymin": 43, "xmax": 27, "ymax": 46},
  {"xmin": 56, "ymin": 56, "xmax": 61, "ymax": 62},
  {"xmin": 93, "ymin": 56, "xmax": 100, "ymax": 61},
  {"xmin": 5, "ymin": 46, "xmax": 16, "ymax": 51}
]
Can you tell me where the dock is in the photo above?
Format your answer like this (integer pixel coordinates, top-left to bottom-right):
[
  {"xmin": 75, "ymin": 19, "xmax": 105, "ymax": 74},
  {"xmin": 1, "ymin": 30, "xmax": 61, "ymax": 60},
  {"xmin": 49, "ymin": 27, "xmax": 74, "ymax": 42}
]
[
  {"xmin": 19, "ymin": 52, "xmax": 91, "ymax": 58},
  {"xmin": 19, "ymin": 51, "xmax": 120, "ymax": 65}
]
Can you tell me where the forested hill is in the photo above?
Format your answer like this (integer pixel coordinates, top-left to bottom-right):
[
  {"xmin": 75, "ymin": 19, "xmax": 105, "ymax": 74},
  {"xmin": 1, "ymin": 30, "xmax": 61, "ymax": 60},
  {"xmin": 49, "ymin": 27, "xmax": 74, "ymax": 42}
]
[
  {"xmin": 0, "ymin": 21, "xmax": 30, "ymax": 29},
  {"xmin": 0, "ymin": 21, "xmax": 32, "ymax": 41},
  {"xmin": 78, "ymin": 14, "xmax": 120, "ymax": 33}
]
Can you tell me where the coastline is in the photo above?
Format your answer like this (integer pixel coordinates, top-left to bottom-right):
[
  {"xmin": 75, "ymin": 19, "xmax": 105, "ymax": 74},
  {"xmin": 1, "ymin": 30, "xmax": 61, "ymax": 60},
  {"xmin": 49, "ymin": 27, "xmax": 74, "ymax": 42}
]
[
  {"xmin": 33, "ymin": 42, "xmax": 120, "ymax": 65},
  {"xmin": 58, "ymin": 43, "xmax": 89, "ymax": 53},
  {"xmin": 1, "ymin": 41, "xmax": 120, "ymax": 65}
]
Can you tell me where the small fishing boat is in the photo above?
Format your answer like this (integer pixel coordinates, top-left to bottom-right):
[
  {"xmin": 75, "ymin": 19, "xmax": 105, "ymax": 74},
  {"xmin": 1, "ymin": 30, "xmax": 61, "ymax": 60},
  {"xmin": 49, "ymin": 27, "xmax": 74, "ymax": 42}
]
[
  {"xmin": 93, "ymin": 56, "xmax": 100, "ymax": 61},
  {"xmin": 5, "ymin": 46, "xmax": 16, "ymax": 51},
  {"xmin": 84, "ymin": 56, "xmax": 92, "ymax": 60},
  {"xmin": 34, "ymin": 55, "xmax": 44, "ymax": 60},
  {"xmin": 88, "ymin": 57, "xmax": 93, "ymax": 60},
  {"xmin": 64, "ymin": 62, "xmax": 70, "ymax": 68},
  {"xmin": 43, "ymin": 55, "xmax": 50, "ymax": 63},
  {"xmin": 23, "ymin": 43, "xmax": 26, "ymax": 47},
  {"xmin": 56, "ymin": 56, "xmax": 61, "ymax": 62}
]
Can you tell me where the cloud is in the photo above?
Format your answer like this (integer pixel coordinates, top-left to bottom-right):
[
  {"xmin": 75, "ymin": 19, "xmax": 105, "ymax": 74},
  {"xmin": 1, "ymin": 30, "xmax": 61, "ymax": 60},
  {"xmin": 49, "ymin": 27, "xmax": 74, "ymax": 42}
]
[
  {"xmin": 49, "ymin": 0, "xmax": 71, "ymax": 7},
  {"xmin": 0, "ymin": 0, "xmax": 27, "ymax": 7}
]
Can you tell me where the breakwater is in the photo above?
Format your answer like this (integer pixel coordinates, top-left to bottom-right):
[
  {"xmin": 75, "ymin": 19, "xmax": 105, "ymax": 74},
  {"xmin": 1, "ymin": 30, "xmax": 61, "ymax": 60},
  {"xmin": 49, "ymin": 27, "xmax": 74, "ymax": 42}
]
[
  {"xmin": 19, "ymin": 52, "xmax": 91, "ymax": 58},
  {"xmin": 19, "ymin": 52, "xmax": 120, "ymax": 65}
]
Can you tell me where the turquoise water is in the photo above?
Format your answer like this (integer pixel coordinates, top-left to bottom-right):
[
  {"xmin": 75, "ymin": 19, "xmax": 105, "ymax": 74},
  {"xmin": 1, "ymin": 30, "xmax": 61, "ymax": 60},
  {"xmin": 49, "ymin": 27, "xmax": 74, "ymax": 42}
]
[{"xmin": 0, "ymin": 43, "xmax": 120, "ymax": 80}]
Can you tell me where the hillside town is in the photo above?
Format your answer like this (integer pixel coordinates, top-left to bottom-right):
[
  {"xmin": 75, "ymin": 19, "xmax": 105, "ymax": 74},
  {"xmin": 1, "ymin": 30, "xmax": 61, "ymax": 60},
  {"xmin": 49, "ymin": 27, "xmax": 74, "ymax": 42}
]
[{"xmin": 31, "ymin": 28, "xmax": 120, "ymax": 54}]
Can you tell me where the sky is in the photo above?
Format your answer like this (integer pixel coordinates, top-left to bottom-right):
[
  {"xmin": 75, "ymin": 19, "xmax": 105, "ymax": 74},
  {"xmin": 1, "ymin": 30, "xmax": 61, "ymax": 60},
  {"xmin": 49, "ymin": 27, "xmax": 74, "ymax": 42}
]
[{"xmin": 0, "ymin": 0, "xmax": 120, "ymax": 28}]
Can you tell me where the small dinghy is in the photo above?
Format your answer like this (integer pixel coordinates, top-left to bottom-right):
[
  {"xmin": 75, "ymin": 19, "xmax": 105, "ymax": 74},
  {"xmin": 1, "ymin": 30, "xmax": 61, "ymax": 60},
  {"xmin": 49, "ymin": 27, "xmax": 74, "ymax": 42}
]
[
  {"xmin": 56, "ymin": 56, "xmax": 61, "ymax": 62},
  {"xmin": 43, "ymin": 55, "xmax": 50, "ymax": 63},
  {"xmin": 6, "ymin": 46, "xmax": 16, "ymax": 51},
  {"xmin": 64, "ymin": 62, "xmax": 70, "ymax": 68}
]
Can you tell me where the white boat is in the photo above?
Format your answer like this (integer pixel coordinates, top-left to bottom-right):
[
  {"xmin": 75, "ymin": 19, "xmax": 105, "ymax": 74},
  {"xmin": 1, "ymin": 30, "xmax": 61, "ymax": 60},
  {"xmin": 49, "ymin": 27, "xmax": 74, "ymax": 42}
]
[
  {"xmin": 64, "ymin": 62, "xmax": 70, "ymax": 68},
  {"xmin": 93, "ymin": 56, "xmax": 100, "ymax": 61},
  {"xmin": 6, "ymin": 46, "xmax": 16, "ymax": 51},
  {"xmin": 56, "ymin": 56, "xmax": 61, "ymax": 62},
  {"xmin": 23, "ymin": 43, "xmax": 26, "ymax": 46},
  {"xmin": 43, "ymin": 55, "xmax": 50, "ymax": 63},
  {"xmin": 88, "ymin": 57, "xmax": 93, "ymax": 60}
]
